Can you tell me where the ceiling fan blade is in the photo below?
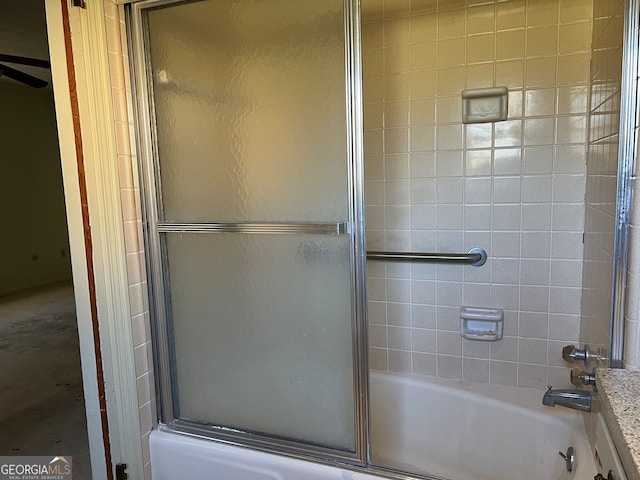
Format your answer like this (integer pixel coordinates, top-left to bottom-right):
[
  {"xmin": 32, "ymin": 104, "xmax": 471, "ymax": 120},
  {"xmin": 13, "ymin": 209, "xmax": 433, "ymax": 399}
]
[
  {"xmin": 0, "ymin": 54, "xmax": 50, "ymax": 69},
  {"xmin": 0, "ymin": 63, "xmax": 48, "ymax": 88}
]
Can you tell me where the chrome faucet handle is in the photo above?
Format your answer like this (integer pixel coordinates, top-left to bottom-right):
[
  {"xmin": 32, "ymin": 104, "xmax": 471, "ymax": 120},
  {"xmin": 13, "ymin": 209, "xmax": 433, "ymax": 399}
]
[
  {"xmin": 563, "ymin": 344, "xmax": 586, "ymax": 363},
  {"xmin": 562, "ymin": 344, "xmax": 594, "ymax": 366},
  {"xmin": 570, "ymin": 368, "xmax": 596, "ymax": 387}
]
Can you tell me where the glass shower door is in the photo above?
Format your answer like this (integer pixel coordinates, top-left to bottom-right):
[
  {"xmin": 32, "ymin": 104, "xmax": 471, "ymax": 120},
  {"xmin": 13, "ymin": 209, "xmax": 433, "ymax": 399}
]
[{"xmin": 130, "ymin": 0, "xmax": 366, "ymax": 461}]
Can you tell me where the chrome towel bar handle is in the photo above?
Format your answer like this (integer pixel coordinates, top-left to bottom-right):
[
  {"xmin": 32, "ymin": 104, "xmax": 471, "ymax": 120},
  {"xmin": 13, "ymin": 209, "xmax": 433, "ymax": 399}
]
[{"xmin": 366, "ymin": 247, "xmax": 487, "ymax": 267}]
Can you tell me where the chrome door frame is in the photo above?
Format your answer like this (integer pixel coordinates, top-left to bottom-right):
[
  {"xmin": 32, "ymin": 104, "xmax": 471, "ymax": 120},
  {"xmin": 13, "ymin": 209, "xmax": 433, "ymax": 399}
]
[
  {"xmin": 127, "ymin": 0, "xmax": 369, "ymax": 467},
  {"xmin": 611, "ymin": 0, "xmax": 640, "ymax": 368}
]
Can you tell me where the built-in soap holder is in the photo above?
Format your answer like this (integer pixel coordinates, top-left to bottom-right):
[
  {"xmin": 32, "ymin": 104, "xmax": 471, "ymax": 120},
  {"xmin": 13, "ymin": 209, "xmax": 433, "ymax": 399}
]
[
  {"xmin": 461, "ymin": 86, "xmax": 508, "ymax": 123},
  {"xmin": 460, "ymin": 306, "xmax": 503, "ymax": 341}
]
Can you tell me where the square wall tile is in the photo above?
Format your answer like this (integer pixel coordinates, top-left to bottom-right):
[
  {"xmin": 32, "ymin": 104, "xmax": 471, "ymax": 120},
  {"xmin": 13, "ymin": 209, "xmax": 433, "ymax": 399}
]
[
  {"xmin": 437, "ymin": 355, "xmax": 463, "ymax": 379},
  {"xmin": 490, "ymin": 360, "xmax": 518, "ymax": 386},
  {"xmin": 497, "ymin": 0, "xmax": 525, "ymax": 30},
  {"xmin": 438, "ymin": 10, "xmax": 466, "ymax": 38},
  {"xmin": 496, "ymin": 60, "xmax": 525, "ymax": 88},
  {"xmin": 526, "ymin": 0, "xmax": 559, "ymax": 27},
  {"xmin": 466, "ymin": 33, "xmax": 495, "ymax": 64},
  {"xmin": 496, "ymin": 29, "xmax": 525, "ymax": 60},
  {"xmin": 559, "ymin": 22, "xmax": 593, "ymax": 55},
  {"xmin": 525, "ymin": 57, "xmax": 557, "ymax": 87},
  {"xmin": 526, "ymin": 26, "xmax": 559, "ymax": 58}
]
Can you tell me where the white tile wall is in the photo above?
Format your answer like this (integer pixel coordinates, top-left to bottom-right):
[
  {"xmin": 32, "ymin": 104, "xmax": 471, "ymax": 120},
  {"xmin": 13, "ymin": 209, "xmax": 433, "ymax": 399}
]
[
  {"xmin": 103, "ymin": 1, "xmax": 154, "ymax": 478},
  {"xmin": 364, "ymin": 0, "xmax": 593, "ymax": 388}
]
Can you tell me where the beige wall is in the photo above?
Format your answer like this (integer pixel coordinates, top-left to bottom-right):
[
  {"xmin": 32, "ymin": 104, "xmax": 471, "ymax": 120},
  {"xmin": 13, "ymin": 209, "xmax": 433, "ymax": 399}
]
[
  {"xmin": 0, "ymin": 84, "xmax": 71, "ymax": 295},
  {"xmin": 363, "ymin": 0, "xmax": 593, "ymax": 388}
]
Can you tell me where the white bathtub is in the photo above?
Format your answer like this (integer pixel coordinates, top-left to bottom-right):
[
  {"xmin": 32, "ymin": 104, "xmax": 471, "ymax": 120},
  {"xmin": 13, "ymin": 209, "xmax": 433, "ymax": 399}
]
[{"xmin": 150, "ymin": 372, "xmax": 596, "ymax": 480}]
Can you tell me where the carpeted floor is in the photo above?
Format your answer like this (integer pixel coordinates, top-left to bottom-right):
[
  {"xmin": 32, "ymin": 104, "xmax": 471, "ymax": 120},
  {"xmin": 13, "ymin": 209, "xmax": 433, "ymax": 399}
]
[{"xmin": 0, "ymin": 281, "xmax": 92, "ymax": 478}]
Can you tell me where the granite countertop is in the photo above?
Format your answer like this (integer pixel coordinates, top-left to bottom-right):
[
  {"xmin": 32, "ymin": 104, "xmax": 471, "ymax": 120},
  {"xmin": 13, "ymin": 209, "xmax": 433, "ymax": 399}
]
[{"xmin": 596, "ymin": 368, "xmax": 640, "ymax": 480}]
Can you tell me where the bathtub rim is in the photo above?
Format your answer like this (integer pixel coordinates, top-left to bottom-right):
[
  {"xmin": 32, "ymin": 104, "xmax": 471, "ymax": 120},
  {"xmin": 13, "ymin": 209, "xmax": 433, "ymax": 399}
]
[
  {"xmin": 154, "ymin": 419, "xmax": 369, "ymax": 472},
  {"xmin": 153, "ymin": 370, "xmax": 594, "ymax": 480},
  {"xmin": 151, "ymin": 426, "xmax": 451, "ymax": 480},
  {"xmin": 370, "ymin": 370, "xmax": 591, "ymax": 421},
  {"xmin": 369, "ymin": 370, "xmax": 596, "ymax": 479}
]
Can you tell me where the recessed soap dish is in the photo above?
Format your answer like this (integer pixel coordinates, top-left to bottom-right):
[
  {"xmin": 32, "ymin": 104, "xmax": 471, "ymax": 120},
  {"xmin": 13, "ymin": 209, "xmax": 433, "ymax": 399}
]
[
  {"xmin": 462, "ymin": 86, "xmax": 508, "ymax": 124},
  {"xmin": 460, "ymin": 306, "xmax": 504, "ymax": 341}
]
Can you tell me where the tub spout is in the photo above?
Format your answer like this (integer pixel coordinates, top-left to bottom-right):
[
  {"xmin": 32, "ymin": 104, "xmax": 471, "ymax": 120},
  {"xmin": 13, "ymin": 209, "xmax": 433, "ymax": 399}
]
[{"xmin": 542, "ymin": 386, "xmax": 592, "ymax": 412}]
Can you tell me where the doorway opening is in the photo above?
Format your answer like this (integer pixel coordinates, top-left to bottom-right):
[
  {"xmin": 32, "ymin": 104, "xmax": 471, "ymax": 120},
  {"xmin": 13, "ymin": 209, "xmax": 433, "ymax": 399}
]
[{"xmin": 0, "ymin": 0, "xmax": 91, "ymax": 476}]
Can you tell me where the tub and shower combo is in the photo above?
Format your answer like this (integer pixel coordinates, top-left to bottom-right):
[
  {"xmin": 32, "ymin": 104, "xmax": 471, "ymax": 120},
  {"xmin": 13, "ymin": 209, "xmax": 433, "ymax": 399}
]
[
  {"xmin": 126, "ymin": 0, "xmax": 629, "ymax": 478},
  {"xmin": 151, "ymin": 372, "xmax": 595, "ymax": 480}
]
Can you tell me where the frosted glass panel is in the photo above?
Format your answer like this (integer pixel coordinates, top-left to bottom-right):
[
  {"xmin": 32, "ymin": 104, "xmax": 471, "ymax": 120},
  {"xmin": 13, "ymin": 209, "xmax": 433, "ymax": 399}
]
[
  {"xmin": 165, "ymin": 233, "xmax": 355, "ymax": 450},
  {"xmin": 147, "ymin": 0, "xmax": 348, "ymax": 223}
]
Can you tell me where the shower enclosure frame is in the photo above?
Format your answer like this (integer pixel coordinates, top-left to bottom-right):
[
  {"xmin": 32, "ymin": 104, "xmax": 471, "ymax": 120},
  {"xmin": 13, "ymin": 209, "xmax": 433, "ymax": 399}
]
[
  {"xmin": 610, "ymin": 0, "xmax": 639, "ymax": 368},
  {"xmin": 125, "ymin": 0, "xmax": 639, "ymax": 478},
  {"xmin": 128, "ymin": 0, "xmax": 371, "ymax": 469}
]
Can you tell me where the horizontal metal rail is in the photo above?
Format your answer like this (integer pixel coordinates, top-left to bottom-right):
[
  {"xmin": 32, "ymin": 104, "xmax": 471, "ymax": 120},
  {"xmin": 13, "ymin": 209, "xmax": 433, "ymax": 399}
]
[
  {"xmin": 366, "ymin": 247, "xmax": 487, "ymax": 266},
  {"xmin": 156, "ymin": 222, "xmax": 347, "ymax": 235}
]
